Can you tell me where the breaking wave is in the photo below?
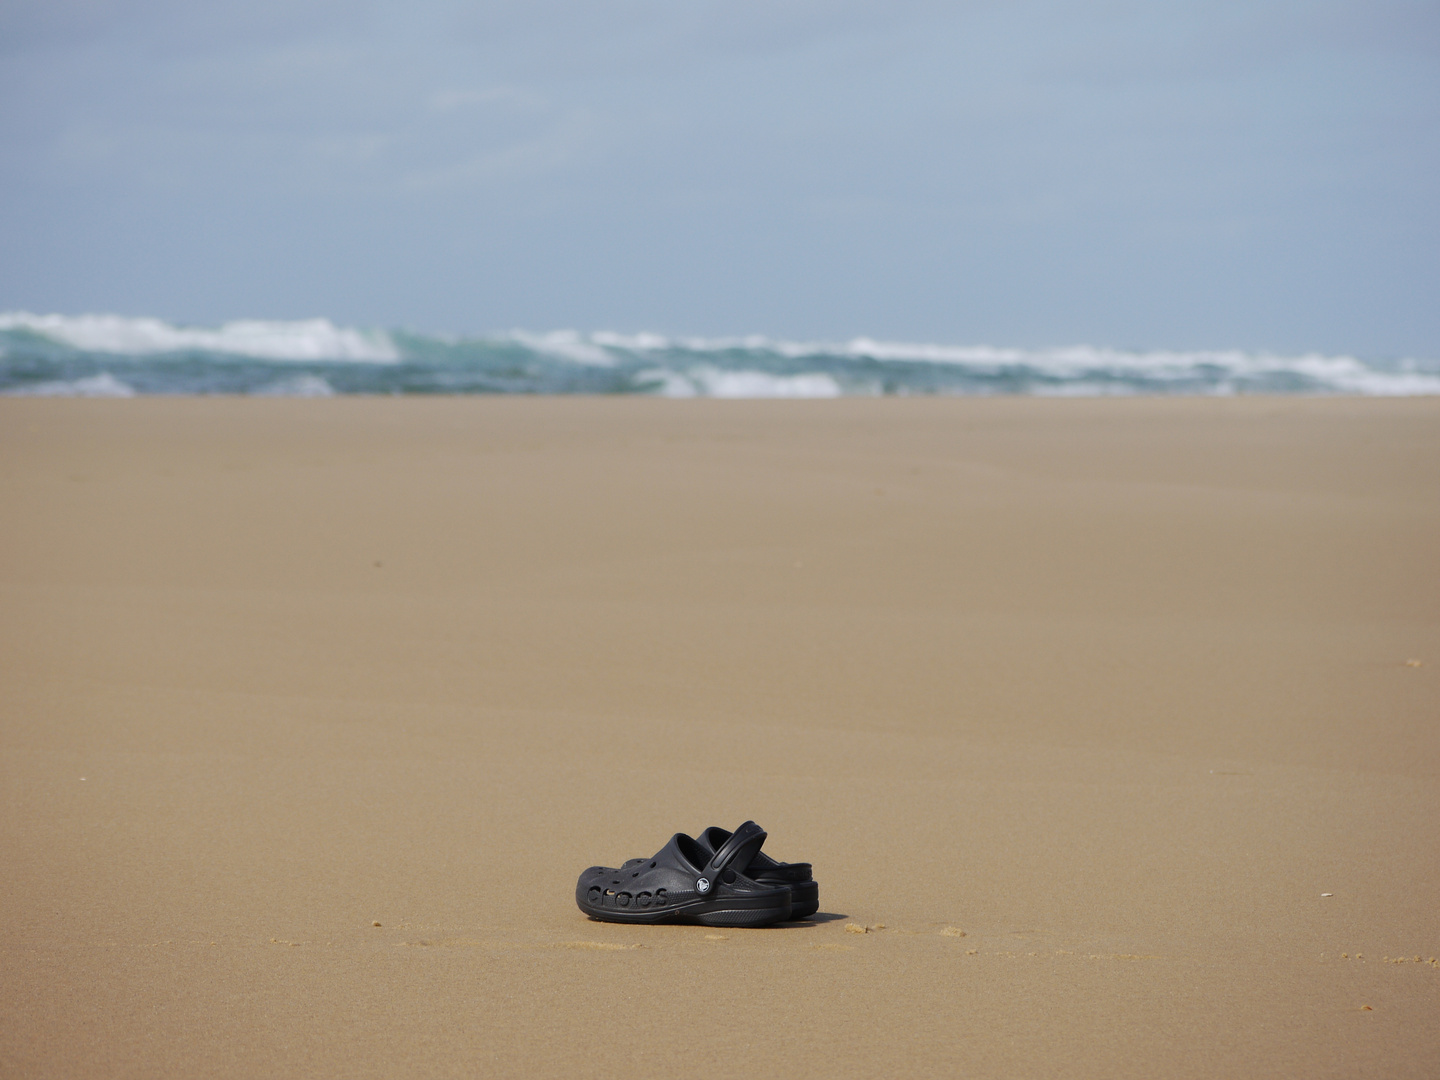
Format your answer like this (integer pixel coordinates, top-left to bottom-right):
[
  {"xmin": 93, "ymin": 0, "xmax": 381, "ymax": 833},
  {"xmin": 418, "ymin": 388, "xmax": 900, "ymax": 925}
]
[
  {"xmin": 2, "ymin": 313, "xmax": 1436, "ymax": 398},
  {"xmin": 0, "ymin": 312, "xmax": 397, "ymax": 362}
]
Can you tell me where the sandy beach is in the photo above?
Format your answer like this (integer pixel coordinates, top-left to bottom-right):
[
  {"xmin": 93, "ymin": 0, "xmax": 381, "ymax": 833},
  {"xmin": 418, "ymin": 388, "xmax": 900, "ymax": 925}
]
[{"xmin": 2, "ymin": 395, "xmax": 1437, "ymax": 1078}]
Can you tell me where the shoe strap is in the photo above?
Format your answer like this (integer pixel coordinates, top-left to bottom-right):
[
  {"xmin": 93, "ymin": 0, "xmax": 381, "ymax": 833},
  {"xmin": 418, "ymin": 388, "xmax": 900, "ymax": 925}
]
[{"xmin": 699, "ymin": 821, "xmax": 766, "ymax": 891}]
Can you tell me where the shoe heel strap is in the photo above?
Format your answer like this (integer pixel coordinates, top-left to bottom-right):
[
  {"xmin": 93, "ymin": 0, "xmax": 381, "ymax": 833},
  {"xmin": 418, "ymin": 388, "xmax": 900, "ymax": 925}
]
[{"xmin": 704, "ymin": 820, "xmax": 766, "ymax": 882}]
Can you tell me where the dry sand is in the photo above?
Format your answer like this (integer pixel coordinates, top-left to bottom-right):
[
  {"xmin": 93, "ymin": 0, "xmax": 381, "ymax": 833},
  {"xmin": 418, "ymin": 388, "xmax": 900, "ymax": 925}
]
[{"xmin": 2, "ymin": 396, "xmax": 1437, "ymax": 1078}]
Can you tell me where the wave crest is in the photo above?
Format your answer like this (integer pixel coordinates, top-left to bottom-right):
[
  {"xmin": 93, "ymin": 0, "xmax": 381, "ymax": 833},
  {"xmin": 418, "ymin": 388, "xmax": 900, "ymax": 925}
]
[
  {"xmin": 2, "ymin": 313, "xmax": 1435, "ymax": 397},
  {"xmin": 0, "ymin": 312, "xmax": 398, "ymax": 362}
]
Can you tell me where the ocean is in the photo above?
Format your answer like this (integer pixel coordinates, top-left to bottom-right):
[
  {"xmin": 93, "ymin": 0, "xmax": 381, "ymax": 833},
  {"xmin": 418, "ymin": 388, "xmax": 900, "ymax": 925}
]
[{"xmin": 2, "ymin": 312, "xmax": 1436, "ymax": 398}]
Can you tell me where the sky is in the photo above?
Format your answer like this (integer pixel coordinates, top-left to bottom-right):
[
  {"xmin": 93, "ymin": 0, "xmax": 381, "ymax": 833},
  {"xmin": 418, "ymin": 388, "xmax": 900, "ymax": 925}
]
[{"xmin": 1, "ymin": 0, "xmax": 1437, "ymax": 355}]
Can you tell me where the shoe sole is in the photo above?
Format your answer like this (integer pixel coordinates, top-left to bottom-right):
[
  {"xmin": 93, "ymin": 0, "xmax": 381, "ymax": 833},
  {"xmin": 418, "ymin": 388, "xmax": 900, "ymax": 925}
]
[{"xmin": 580, "ymin": 892, "xmax": 791, "ymax": 927}]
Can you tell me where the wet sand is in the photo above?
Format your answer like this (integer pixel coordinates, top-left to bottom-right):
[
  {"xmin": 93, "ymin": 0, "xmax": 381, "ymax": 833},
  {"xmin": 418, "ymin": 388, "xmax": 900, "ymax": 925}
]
[{"xmin": 2, "ymin": 396, "xmax": 1438, "ymax": 1077}]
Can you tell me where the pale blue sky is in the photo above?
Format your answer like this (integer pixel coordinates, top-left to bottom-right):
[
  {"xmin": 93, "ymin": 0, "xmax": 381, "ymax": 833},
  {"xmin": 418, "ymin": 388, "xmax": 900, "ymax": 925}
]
[{"xmin": 1, "ymin": 0, "xmax": 1436, "ymax": 354}]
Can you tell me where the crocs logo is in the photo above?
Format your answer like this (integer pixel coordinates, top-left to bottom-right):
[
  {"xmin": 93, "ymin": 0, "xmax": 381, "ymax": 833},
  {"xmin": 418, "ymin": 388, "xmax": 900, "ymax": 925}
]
[
  {"xmin": 696, "ymin": 877, "xmax": 711, "ymax": 895},
  {"xmin": 588, "ymin": 886, "xmax": 667, "ymax": 909}
]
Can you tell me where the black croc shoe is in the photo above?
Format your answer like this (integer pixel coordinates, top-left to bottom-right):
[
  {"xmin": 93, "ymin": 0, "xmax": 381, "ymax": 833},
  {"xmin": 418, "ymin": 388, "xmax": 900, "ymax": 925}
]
[
  {"xmin": 697, "ymin": 824, "xmax": 819, "ymax": 920},
  {"xmin": 576, "ymin": 821, "xmax": 792, "ymax": 927}
]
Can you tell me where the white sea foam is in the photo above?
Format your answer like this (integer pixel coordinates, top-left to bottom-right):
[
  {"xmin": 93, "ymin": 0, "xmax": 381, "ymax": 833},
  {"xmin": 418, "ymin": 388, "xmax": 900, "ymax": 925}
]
[
  {"xmin": 834, "ymin": 342, "xmax": 1440, "ymax": 394},
  {"xmin": 509, "ymin": 329, "xmax": 614, "ymax": 365},
  {"xmin": 637, "ymin": 368, "xmax": 699, "ymax": 397},
  {"xmin": 581, "ymin": 331, "xmax": 1440, "ymax": 394},
  {"xmin": 1030, "ymin": 381, "xmax": 1144, "ymax": 397},
  {"xmin": 3, "ymin": 312, "xmax": 1435, "ymax": 396},
  {"xmin": 3, "ymin": 373, "xmax": 136, "ymax": 397},
  {"xmin": 655, "ymin": 367, "xmax": 846, "ymax": 399},
  {"xmin": 591, "ymin": 330, "xmax": 671, "ymax": 351},
  {"xmin": 252, "ymin": 375, "xmax": 337, "ymax": 397},
  {"xmin": 0, "ymin": 312, "xmax": 398, "ymax": 362}
]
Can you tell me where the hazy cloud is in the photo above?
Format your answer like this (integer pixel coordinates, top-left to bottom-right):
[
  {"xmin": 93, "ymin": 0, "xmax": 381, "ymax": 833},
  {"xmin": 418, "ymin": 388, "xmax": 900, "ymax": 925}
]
[{"xmin": 0, "ymin": 0, "xmax": 1436, "ymax": 353}]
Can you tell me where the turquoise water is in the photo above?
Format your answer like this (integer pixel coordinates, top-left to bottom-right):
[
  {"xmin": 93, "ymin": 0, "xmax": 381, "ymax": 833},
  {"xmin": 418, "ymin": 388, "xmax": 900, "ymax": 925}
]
[{"xmin": 3, "ymin": 313, "xmax": 1436, "ymax": 397}]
